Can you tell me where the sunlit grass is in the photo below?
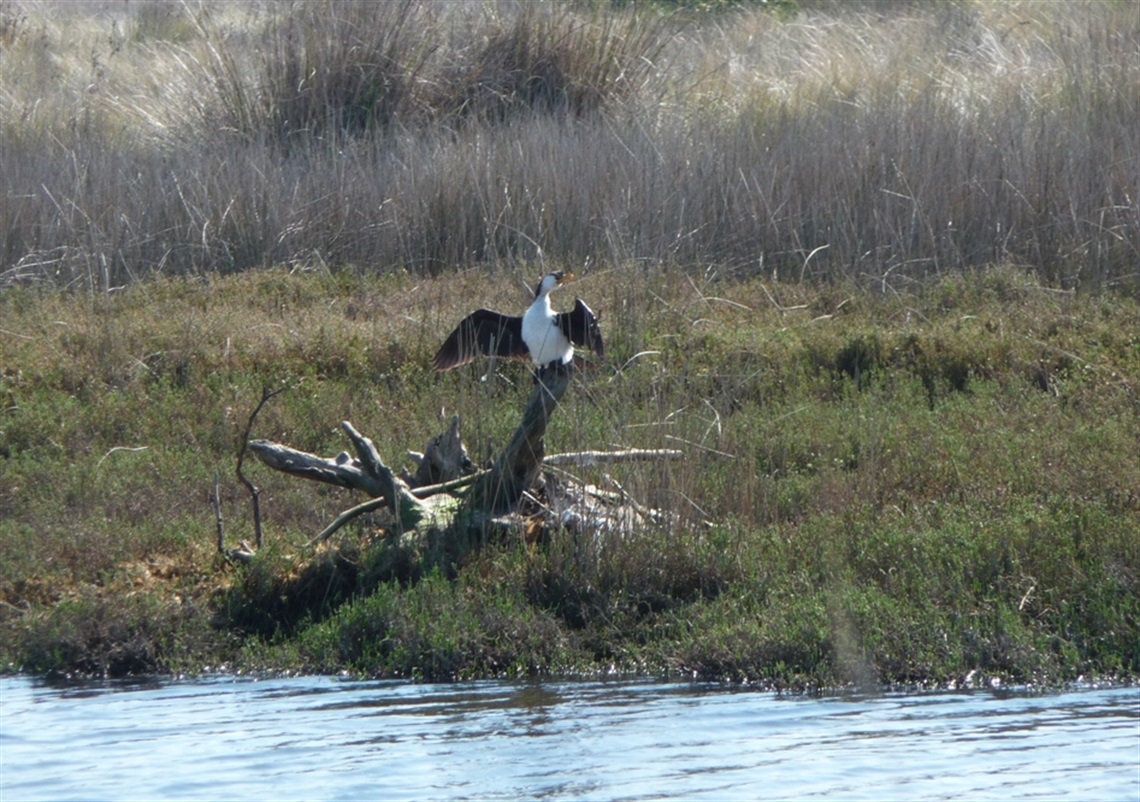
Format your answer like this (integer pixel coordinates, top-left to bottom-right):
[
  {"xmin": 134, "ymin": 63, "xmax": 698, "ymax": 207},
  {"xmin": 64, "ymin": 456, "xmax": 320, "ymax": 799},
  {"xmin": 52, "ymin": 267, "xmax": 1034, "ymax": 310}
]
[
  {"xmin": 1, "ymin": 265, "xmax": 1136, "ymax": 683},
  {"xmin": 1, "ymin": 0, "xmax": 1136, "ymax": 683}
]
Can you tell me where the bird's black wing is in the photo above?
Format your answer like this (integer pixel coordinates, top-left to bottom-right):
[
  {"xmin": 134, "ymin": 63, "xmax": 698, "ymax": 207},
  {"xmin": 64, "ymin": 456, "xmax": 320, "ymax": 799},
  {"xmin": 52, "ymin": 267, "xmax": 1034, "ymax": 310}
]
[
  {"xmin": 557, "ymin": 298, "xmax": 604, "ymax": 358},
  {"xmin": 433, "ymin": 310, "xmax": 527, "ymax": 370}
]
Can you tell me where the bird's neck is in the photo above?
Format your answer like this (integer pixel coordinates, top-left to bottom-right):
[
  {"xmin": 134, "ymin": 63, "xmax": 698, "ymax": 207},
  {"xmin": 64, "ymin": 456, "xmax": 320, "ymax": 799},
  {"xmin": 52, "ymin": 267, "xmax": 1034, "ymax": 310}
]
[{"xmin": 531, "ymin": 292, "xmax": 554, "ymax": 317}]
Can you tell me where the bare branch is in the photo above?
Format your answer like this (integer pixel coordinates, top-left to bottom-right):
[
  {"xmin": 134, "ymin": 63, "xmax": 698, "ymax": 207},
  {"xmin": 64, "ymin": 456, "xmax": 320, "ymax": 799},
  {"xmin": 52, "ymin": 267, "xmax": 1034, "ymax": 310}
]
[
  {"xmin": 96, "ymin": 445, "xmax": 149, "ymax": 470},
  {"xmin": 247, "ymin": 440, "xmax": 382, "ymax": 496},
  {"xmin": 303, "ymin": 469, "xmax": 488, "ymax": 548},
  {"xmin": 236, "ymin": 386, "xmax": 286, "ymax": 550},
  {"xmin": 213, "ymin": 470, "xmax": 224, "ymax": 554},
  {"xmin": 544, "ymin": 448, "xmax": 684, "ymax": 466}
]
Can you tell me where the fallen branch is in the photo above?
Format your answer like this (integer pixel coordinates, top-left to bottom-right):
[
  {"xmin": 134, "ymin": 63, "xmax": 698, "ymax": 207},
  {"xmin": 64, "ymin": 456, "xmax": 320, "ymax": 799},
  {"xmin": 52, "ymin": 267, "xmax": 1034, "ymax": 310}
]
[
  {"xmin": 304, "ymin": 470, "xmax": 490, "ymax": 548},
  {"xmin": 544, "ymin": 448, "xmax": 684, "ymax": 466},
  {"xmin": 96, "ymin": 445, "xmax": 149, "ymax": 470},
  {"xmin": 664, "ymin": 434, "xmax": 736, "ymax": 459},
  {"xmin": 247, "ymin": 440, "xmax": 383, "ymax": 496}
]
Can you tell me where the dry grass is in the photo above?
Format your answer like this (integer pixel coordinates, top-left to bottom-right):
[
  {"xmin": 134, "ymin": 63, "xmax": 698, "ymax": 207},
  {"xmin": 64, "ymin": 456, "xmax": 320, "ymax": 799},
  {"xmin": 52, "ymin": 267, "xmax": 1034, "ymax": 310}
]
[{"xmin": 1, "ymin": 0, "xmax": 1135, "ymax": 289}]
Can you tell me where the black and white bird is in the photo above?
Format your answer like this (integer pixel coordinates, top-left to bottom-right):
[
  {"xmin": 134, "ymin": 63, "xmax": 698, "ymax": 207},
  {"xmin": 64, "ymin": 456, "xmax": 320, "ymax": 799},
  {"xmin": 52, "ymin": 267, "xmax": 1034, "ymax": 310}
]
[{"xmin": 433, "ymin": 272, "xmax": 603, "ymax": 371}]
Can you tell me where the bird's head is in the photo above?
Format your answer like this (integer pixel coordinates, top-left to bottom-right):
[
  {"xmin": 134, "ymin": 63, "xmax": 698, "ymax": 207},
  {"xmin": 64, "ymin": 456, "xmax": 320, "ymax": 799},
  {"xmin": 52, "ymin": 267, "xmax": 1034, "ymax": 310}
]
[{"xmin": 534, "ymin": 271, "xmax": 574, "ymax": 298}]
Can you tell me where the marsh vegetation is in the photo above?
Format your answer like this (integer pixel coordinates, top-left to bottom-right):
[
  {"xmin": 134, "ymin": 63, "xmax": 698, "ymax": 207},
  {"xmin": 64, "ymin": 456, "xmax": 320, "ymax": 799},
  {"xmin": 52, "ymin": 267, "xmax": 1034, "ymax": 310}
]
[{"xmin": 1, "ymin": 0, "xmax": 1136, "ymax": 685}]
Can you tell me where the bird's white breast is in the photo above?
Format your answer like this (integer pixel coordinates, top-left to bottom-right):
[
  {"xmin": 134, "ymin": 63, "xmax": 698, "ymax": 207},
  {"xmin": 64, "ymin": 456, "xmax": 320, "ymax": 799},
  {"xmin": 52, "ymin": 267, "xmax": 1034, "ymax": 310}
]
[{"xmin": 521, "ymin": 294, "xmax": 573, "ymax": 366}]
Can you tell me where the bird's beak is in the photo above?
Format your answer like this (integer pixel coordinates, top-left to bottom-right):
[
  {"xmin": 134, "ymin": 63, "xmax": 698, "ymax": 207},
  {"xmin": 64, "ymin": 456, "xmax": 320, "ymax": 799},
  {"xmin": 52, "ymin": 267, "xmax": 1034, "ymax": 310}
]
[{"xmin": 556, "ymin": 273, "xmax": 575, "ymax": 285}]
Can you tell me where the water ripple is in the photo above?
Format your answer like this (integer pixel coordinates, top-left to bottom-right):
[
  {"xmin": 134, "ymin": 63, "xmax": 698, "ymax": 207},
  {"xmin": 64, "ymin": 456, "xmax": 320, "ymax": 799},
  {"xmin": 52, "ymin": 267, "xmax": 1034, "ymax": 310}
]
[{"xmin": 1, "ymin": 677, "xmax": 1136, "ymax": 801}]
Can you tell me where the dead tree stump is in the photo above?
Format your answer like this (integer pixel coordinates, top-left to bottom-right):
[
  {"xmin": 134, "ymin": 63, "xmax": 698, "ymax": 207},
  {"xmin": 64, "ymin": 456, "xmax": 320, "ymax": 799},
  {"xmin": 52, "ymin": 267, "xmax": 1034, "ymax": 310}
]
[
  {"xmin": 243, "ymin": 359, "xmax": 683, "ymax": 573},
  {"xmin": 247, "ymin": 363, "xmax": 573, "ymax": 543},
  {"xmin": 464, "ymin": 362, "xmax": 573, "ymax": 516}
]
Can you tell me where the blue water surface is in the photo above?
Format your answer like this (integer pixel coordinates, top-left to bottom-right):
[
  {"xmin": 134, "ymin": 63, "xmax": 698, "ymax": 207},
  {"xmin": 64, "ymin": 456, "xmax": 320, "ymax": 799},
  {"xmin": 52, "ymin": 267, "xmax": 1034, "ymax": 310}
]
[{"xmin": 1, "ymin": 676, "xmax": 1137, "ymax": 801}]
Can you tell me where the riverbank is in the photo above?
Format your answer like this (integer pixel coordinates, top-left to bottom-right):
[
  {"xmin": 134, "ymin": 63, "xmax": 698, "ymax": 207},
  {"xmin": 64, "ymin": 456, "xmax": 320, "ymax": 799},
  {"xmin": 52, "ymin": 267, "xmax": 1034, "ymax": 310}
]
[
  {"xmin": 2, "ymin": 267, "xmax": 1136, "ymax": 686},
  {"xmin": 2, "ymin": 0, "xmax": 1137, "ymax": 685}
]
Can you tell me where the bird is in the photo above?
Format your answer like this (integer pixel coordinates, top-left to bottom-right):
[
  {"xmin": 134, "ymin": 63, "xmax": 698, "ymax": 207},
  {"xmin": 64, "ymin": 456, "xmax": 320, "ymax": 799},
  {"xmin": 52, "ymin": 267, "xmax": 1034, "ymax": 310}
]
[{"xmin": 433, "ymin": 272, "xmax": 603, "ymax": 371}]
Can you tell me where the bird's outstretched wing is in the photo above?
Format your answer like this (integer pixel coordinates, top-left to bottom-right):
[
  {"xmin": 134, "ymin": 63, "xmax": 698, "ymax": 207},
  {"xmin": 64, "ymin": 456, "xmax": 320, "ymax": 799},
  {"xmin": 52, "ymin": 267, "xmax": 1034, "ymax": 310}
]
[
  {"xmin": 433, "ymin": 310, "xmax": 527, "ymax": 370},
  {"xmin": 558, "ymin": 298, "xmax": 604, "ymax": 358}
]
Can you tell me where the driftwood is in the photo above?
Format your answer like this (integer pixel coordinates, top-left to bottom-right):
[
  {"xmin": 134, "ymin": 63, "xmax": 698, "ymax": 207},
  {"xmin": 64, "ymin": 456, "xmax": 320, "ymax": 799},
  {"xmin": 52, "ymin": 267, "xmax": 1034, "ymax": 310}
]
[
  {"xmin": 304, "ymin": 472, "xmax": 486, "ymax": 548},
  {"xmin": 248, "ymin": 439, "xmax": 385, "ymax": 497},
  {"xmin": 404, "ymin": 414, "xmax": 473, "ymax": 486},
  {"xmin": 463, "ymin": 362, "xmax": 574, "ymax": 515},
  {"xmin": 247, "ymin": 361, "xmax": 680, "ymax": 559},
  {"xmin": 544, "ymin": 448, "xmax": 683, "ymax": 466},
  {"xmin": 249, "ymin": 413, "xmax": 476, "ymax": 501}
]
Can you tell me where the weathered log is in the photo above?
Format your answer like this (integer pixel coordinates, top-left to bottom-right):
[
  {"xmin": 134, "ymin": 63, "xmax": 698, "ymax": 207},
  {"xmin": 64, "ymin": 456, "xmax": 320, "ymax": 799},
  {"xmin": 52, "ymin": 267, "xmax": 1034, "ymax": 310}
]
[
  {"xmin": 404, "ymin": 414, "xmax": 473, "ymax": 486},
  {"xmin": 247, "ymin": 439, "xmax": 383, "ymax": 497},
  {"xmin": 463, "ymin": 361, "xmax": 573, "ymax": 516},
  {"xmin": 246, "ymin": 359, "xmax": 683, "ymax": 557}
]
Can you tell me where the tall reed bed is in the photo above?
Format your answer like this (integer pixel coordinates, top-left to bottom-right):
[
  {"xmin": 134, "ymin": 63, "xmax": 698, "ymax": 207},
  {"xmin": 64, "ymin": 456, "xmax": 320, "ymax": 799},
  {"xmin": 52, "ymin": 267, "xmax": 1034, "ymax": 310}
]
[{"xmin": 1, "ymin": 0, "xmax": 1135, "ymax": 291}]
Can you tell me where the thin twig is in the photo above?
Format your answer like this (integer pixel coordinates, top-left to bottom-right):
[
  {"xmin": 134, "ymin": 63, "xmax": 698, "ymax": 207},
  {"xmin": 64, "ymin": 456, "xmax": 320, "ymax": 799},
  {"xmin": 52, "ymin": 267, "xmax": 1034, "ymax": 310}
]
[
  {"xmin": 213, "ymin": 470, "xmax": 224, "ymax": 554},
  {"xmin": 1018, "ymin": 580, "xmax": 1037, "ymax": 612},
  {"xmin": 798, "ymin": 244, "xmax": 830, "ymax": 282},
  {"xmin": 96, "ymin": 445, "xmax": 149, "ymax": 469},
  {"xmin": 306, "ymin": 495, "xmax": 392, "ymax": 548},
  {"xmin": 412, "ymin": 470, "xmax": 490, "ymax": 498},
  {"xmin": 616, "ymin": 351, "xmax": 660, "ymax": 374},
  {"xmin": 237, "ymin": 386, "xmax": 286, "ymax": 550},
  {"xmin": 663, "ymin": 434, "xmax": 736, "ymax": 459}
]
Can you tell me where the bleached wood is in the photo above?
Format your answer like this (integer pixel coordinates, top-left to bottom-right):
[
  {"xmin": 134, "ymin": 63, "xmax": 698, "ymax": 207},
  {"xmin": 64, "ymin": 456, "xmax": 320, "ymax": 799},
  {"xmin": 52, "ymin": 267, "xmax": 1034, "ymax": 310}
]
[
  {"xmin": 247, "ymin": 439, "xmax": 383, "ymax": 497},
  {"xmin": 544, "ymin": 448, "xmax": 684, "ymax": 466}
]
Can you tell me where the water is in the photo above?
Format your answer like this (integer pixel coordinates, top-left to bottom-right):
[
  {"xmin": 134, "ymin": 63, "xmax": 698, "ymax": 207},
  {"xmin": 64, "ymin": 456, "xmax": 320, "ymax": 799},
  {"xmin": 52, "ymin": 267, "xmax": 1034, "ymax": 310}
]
[{"xmin": 1, "ymin": 676, "xmax": 1136, "ymax": 801}]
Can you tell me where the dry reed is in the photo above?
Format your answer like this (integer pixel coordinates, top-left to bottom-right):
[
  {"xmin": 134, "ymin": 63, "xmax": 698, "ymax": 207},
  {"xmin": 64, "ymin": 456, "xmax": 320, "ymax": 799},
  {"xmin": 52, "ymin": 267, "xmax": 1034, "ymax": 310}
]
[{"xmin": 1, "ymin": 0, "xmax": 1135, "ymax": 291}]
